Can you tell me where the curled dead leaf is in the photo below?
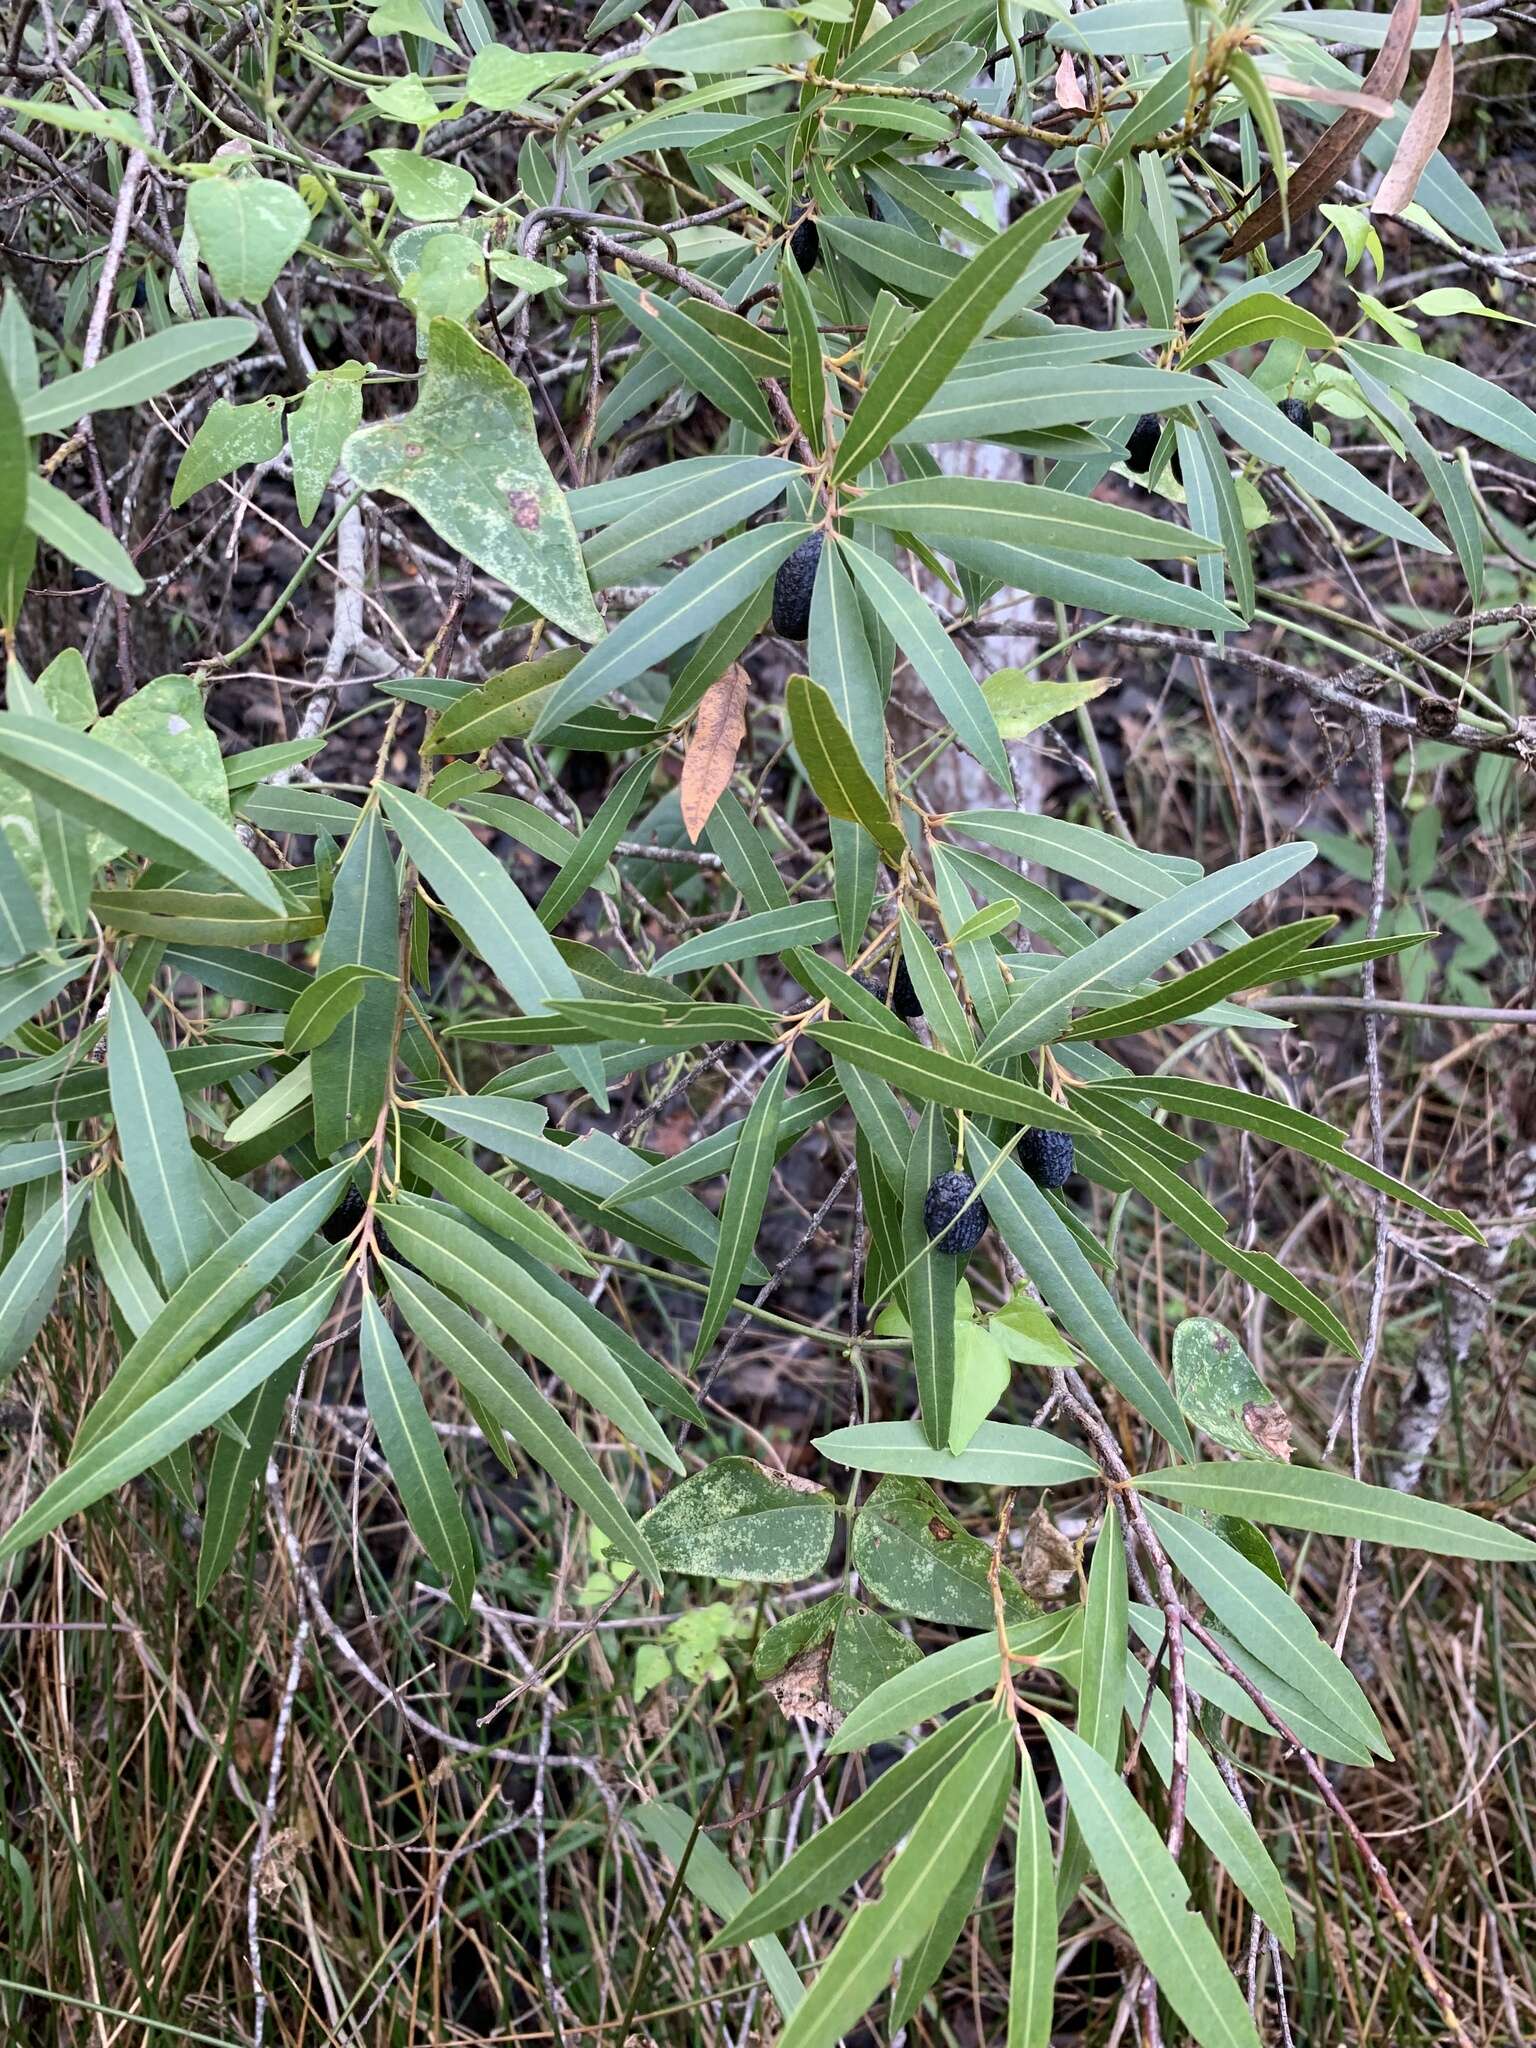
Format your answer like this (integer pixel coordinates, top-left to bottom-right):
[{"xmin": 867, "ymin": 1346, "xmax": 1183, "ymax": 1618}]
[
  {"xmin": 1055, "ymin": 48, "xmax": 1087, "ymax": 112},
  {"xmin": 679, "ymin": 661, "xmax": 750, "ymax": 844},
  {"xmin": 763, "ymin": 1639, "xmax": 841, "ymax": 1728},
  {"xmin": 1242, "ymin": 1400, "xmax": 1294, "ymax": 1463},
  {"xmin": 1372, "ymin": 14, "xmax": 1456, "ymax": 218}
]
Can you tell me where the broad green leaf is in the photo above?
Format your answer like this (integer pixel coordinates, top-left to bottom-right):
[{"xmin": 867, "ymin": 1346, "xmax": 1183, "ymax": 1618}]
[
  {"xmin": 605, "ymin": 271, "xmax": 773, "ymax": 436},
  {"xmin": 73, "ymin": 1160, "xmax": 351, "ymax": 1456},
  {"xmin": 840, "ymin": 538, "xmax": 1009, "ymax": 788},
  {"xmin": 640, "ymin": 1455, "xmax": 834, "ymax": 1580},
  {"xmin": 1083, "ymin": 1075, "xmax": 1481, "ymax": 1239},
  {"xmin": 902, "ymin": 1104, "xmax": 956, "ymax": 1450},
  {"xmin": 360, "ymin": 1290, "xmax": 476, "ymax": 1617},
  {"xmin": 367, "ymin": 148, "xmax": 473, "ymax": 221},
  {"xmin": 284, "ymin": 963, "xmax": 395, "ymax": 1056},
  {"xmin": 531, "ymin": 523, "xmax": 811, "ymax": 735},
  {"xmin": 382, "ymin": 785, "xmax": 603, "ymax": 1103},
  {"xmin": 186, "ymin": 176, "xmax": 311, "ymax": 302},
  {"xmin": 464, "ymin": 45, "xmax": 591, "ymax": 107},
  {"xmin": 0, "ymin": 713, "xmax": 282, "ymax": 909},
  {"xmin": 0, "ymin": 1278, "xmax": 341, "ymax": 1564},
  {"xmin": 786, "ymin": 673, "xmax": 903, "ymax": 860},
  {"xmin": 854, "ymin": 476, "xmax": 1216, "ymax": 561},
  {"xmin": 25, "ymin": 471, "xmax": 143, "ymax": 593},
  {"xmin": 776, "ymin": 1714, "xmax": 1015, "ymax": 2048},
  {"xmin": 1138, "ymin": 1461, "xmax": 1536, "ymax": 1562},
  {"xmin": 1009, "ymin": 1746, "xmax": 1054, "ymax": 2048},
  {"xmin": 814, "ymin": 1420, "xmax": 1096, "ymax": 1486},
  {"xmin": 690, "ymin": 1052, "xmax": 787, "ymax": 1368},
  {"xmin": 373, "ymin": 1196, "xmax": 680, "ymax": 1471},
  {"xmin": 851, "ymin": 1472, "xmax": 1034, "ymax": 1628},
  {"xmin": 1172, "ymin": 1317, "xmax": 1292, "ymax": 1460},
  {"xmin": 287, "ymin": 368, "xmax": 364, "ymax": 526},
  {"xmin": 1041, "ymin": 1716, "xmax": 1264, "ymax": 2048},
  {"xmin": 714, "ymin": 1703, "xmax": 995, "ymax": 1945},
  {"xmin": 1205, "ymin": 368, "xmax": 1447, "ymax": 554},
  {"xmin": 658, "ymin": 900, "xmax": 838, "ymax": 977},
  {"xmin": 966, "ymin": 1130, "xmax": 1193, "ymax": 1455},
  {"xmin": 107, "ymin": 975, "xmax": 213, "ymax": 1292},
  {"xmin": 832, "ymin": 186, "xmax": 1081, "ymax": 481},
  {"xmin": 1141, "ymin": 1499, "xmax": 1387, "ymax": 1757},
  {"xmin": 385, "ymin": 1260, "xmax": 661, "ymax": 1583},
  {"xmin": 1183, "ymin": 292, "xmax": 1333, "ymax": 369},
  {"xmin": 22, "ymin": 322, "xmax": 259, "ymax": 436},
  {"xmin": 344, "ymin": 319, "xmax": 603, "ymax": 643},
  {"xmin": 977, "ymin": 843, "xmax": 1316, "ymax": 1063},
  {"xmin": 982, "ymin": 669, "xmax": 1117, "ymax": 741},
  {"xmin": 0, "ymin": 1141, "xmax": 91, "ymax": 1194},
  {"xmin": 633, "ymin": 1800, "xmax": 804, "ymax": 2023},
  {"xmin": 809, "ymin": 1020, "xmax": 1099, "ymax": 1136},
  {"xmin": 170, "ymin": 395, "xmax": 286, "ymax": 508},
  {"xmin": 94, "ymin": 674, "xmax": 229, "ymax": 826},
  {"xmin": 635, "ymin": 8, "xmax": 821, "ymax": 70}
]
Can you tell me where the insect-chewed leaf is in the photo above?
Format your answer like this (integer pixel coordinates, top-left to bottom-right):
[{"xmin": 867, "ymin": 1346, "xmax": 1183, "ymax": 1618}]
[
  {"xmin": 1172, "ymin": 1317, "xmax": 1293, "ymax": 1460},
  {"xmin": 851, "ymin": 1472, "xmax": 1035, "ymax": 1628},
  {"xmin": 640, "ymin": 1455, "xmax": 834, "ymax": 1581}
]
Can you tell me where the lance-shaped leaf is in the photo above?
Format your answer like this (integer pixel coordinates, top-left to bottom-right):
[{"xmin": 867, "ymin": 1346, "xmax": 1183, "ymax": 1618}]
[
  {"xmin": 1138, "ymin": 1461, "xmax": 1535, "ymax": 1562},
  {"xmin": 1060, "ymin": 915, "xmax": 1333, "ymax": 1040},
  {"xmin": 584, "ymin": 457, "xmax": 795, "ymax": 588},
  {"xmin": 639, "ymin": 1456, "xmax": 835, "ymax": 1581},
  {"xmin": 532, "ymin": 524, "xmax": 812, "ymax": 736},
  {"xmin": 1141, "ymin": 1499, "xmax": 1388, "ymax": 1757},
  {"xmin": 374, "ymin": 1196, "xmax": 680, "ymax": 1472},
  {"xmin": 1178, "ymin": 412, "xmax": 1256, "ymax": 620},
  {"xmin": 977, "ymin": 842, "xmax": 1316, "ymax": 1063},
  {"xmin": 385, "ymin": 1260, "xmax": 661, "ymax": 1584},
  {"xmin": 0, "ymin": 1277, "xmax": 340, "ymax": 1564},
  {"xmin": 1082, "ymin": 1074, "xmax": 1481, "ymax": 1239},
  {"xmin": 786, "ymin": 673, "xmax": 903, "ymax": 861},
  {"xmin": 382, "ymin": 786, "xmax": 603, "ymax": 1104},
  {"xmin": 946, "ymin": 810, "xmax": 1200, "ymax": 908},
  {"xmin": 603, "ymin": 271, "xmax": 774, "ymax": 437},
  {"xmin": 196, "ymin": 1349, "xmax": 304, "ymax": 1603},
  {"xmin": 814, "ymin": 1420, "xmax": 1096, "ymax": 1486},
  {"xmin": 0, "ymin": 713, "xmax": 282, "ymax": 909},
  {"xmin": 658, "ymin": 900, "xmax": 839, "ymax": 977},
  {"xmin": 1183, "ymin": 292, "xmax": 1333, "ymax": 369},
  {"xmin": 74, "ymin": 1160, "xmax": 351, "ymax": 1456},
  {"xmin": 1009, "ymin": 1744, "xmax": 1055, "ymax": 2048},
  {"xmin": 1205, "ymin": 367, "xmax": 1446, "ymax": 554},
  {"xmin": 343, "ymin": 319, "xmax": 603, "ymax": 642},
  {"xmin": 0, "ymin": 956, "xmax": 82, "ymax": 1039},
  {"xmin": 808, "ymin": 1020, "xmax": 1099, "ymax": 1136},
  {"xmin": 1344, "ymin": 337, "xmax": 1536, "ymax": 465},
  {"xmin": 360, "ymin": 1290, "xmax": 476, "ymax": 1618},
  {"xmin": 853, "ymin": 476, "xmax": 1220, "ymax": 560},
  {"xmin": 776, "ymin": 1713, "xmax": 1016, "ymax": 2048},
  {"xmin": 25, "ymin": 472, "xmax": 143, "ymax": 594},
  {"xmin": 690, "ymin": 1052, "xmax": 788, "ymax": 1368},
  {"xmin": 537, "ymin": 753, "xmax": 653, "ymax": 929},
  {"xmin": 397, "ymin": 1125, "xmax": 593, "ymax": 1274},
  {"xmin": 938, "ymin": 528, "xmax": 1246, "ymax": 635},
  {"xmin": 840, "ymin": 539, "xmax": 1009, "ymax": 788},
  {"xmin": 107, "ymin": 975, "xmax": 213, "ymax": 1293},
  {"xmin": 0, "ymin": 1179, "xmax": 85, "ymax": 1381},
  {"xmin": 1042, "ymin": 1716, "xmax": 1264, "ymax": 2048},
  {"xmin": 891, "ymin": 1727, "xmax": 1014, "ymax": 2031},
  {"xmin": 902, "ymin": 1104, "xmax": 957, "ymax": 1451},
  {"xmin": 312, "ymin": 807, "xmax": 400, "ymax": 1150},
  {"xmin": 831, "ymin": 186, "xmax": 1080, "ymax": 482},
  {"xmin": 633, "ymin": 1801, "xmax": 804, "ymax": 2024},
  {"xmin": 967, "ymin": 1130, "xmax": 1192, "ymax": 1455},
  {"xmin": 830, "ymin": 1612, "xmax": 1078, "ymax": 1756},
  {"xmin": 1058, "ymin": 1503, "xmax": 1128, "ymax": 1908},
  {"xmin": 22, "ymin": 319, "xmax": 258, "ymax": 435},
  {"xmin": 714, "ymin": 1703, "xmax": 995, "ymax": 1946},
  {"xmin": 285, "ymin": 963, "xmax": 395, "ymax": 1057}
]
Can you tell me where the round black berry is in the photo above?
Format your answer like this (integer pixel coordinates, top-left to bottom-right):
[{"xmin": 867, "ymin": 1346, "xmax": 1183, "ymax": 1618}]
[
  {"xmin": 923, "ymin": 1170, "xmax": 988, "ymax": 1257},
  {"xmin": 1278, "ymin": 396, "xmax": 1314, "ymax": 436},
  {"xmin": 772, "ymin": 531, "xmax": 822, "ymax": 640},
  {"xmin": 323, "ymin": 1182, "xmax": 367, "ymax": 1245},
  {"xmin": 854, "ymin": 957, "xmax": 921, "ymax": 1019},
  {"xmin": 789, "ymin": 210, "xmax": 820, "ymax": 275},
  {"xmin": 1020, "ymin": 1128, "xmax": 1075, "ymax": 1191},
  {"xmin": 1125, "ymin": 412, "xmax": 1162, "ymax": 475}
]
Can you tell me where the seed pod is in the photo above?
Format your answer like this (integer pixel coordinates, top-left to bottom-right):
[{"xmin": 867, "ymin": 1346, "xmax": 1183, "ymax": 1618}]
[
  {"xmin": 772, "ymin": 531, "xmax": 822, "ymax": 639},
  {"xmin": 1020, "ymin": 1128, "xmax": 1075, "ymax": 1191},
  {"xmin": 1125, "ymin": 412, "xmax": 1162, "ymax": 475},
  {"xmin": 854, "ymin": 957, "xmax": 921, "ymax": 1019},
  {"xmin": 789, "ymin": 210, "xmax": 820, "ymax": 275},
  {"xmin": 923, "ymin": 1169, "xmax": 988, "ymax": 1257},
  {"xmin": 1278, "ymin": 395, "xmax": 1314, "ymax": 436}
]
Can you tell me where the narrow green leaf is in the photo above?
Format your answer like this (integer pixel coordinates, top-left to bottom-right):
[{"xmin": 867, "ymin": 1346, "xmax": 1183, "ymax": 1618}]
[
  {"xmin": 854, "ymin": 476, "xmax": 1220, "ymax": 559},
  {"xmin": 786, "ymin": 673, "xmax": 903, "ymax": 860},
  {"xmin": 831, "ymin": 1613, "xmax": 1078, "ymax": 1756},
  {"xmin": 809, "ymin": 1019, "xmax": 1098, "ymax": 1136},
  {"xmin": 536, "ymin": 753, "xmax": 653, "ymax": 930},
  {"xmin": 25, "ymin": 472, "xmax": 144, "ymax": 594},
  {"xmin": 813, "ymin": 1421, "xmax": 1096, "ymax": 1486},
  {"xmin": 690, "ymin": 1052, "xmax": 788, "ymax": 1368},
  {"xmin": 312, "ymin": 807, "xmax": 400, "ymax": 1149},
  {"xmin": 106, "ymin": 975, "xmax": 213, "ymax": 1292},
  {"xmin": 902, "ymin": 1104, "xmax": 956, "ymax": 1451},
  {"xmin": 604, "ymin": 271, "xmax": 774, "ymax": 436},
  {"xmin": 633, "ymin": 1801, "xmax": 804, "ymax": 2023},
  {"xmin": 360, "ymin": 1290, "xmax": 476, "ymax": 1617},
  {"xmin": 397, "ymin": 1125, "xmax": 593, "ymax": 1274},
  {"xmin": 284, "ymin": 963, "xmax": 395, "ymax": 1056},
  {"xmin": 658, "ymin": 900, "xmax": 838, "ymax": 977},
  {"xmin": 1009, "ymin": 1744, "xmax": 1055, "ymax": 2048},
  {"xmin": 0, "ymin": 1179, "xmax": 83, "ymax": 1380}
]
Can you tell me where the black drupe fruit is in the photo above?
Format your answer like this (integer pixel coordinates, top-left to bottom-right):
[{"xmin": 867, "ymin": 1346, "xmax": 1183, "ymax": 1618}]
[
  {"xmin": 854, "ymin": 957, "xmax": 921, "ymax": 1019},
  {"xmin": 1125, "ymin": 412, "xmax": 1162, "ymax": 475},
  {"xmin": 1278, "ymin": 395, "xmax": 1314, "ymax": 436},
  {"xmin": 772, "ymin": 531, "xmax": 822, "ymax": 639},
  {"xmin": 1020, "ymin": 1128, "xmax": 1075, "ymax": 1190},
  {"xmin": 923, "ymin": 1170, "xmax": 988, "ymax": 1257},
  {"xmin": 789, "ymin": 210, "xmax": 820, "ymax": 274},
  {"xmin": 323, "ymin": 1182, "xmax": 367, "ymax": 1245}
]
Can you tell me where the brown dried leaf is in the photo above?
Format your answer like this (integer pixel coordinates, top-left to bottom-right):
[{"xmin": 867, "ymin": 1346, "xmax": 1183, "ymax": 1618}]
[
  {"xmin": 1017, "ymin": 1506, "xmax": 1077, "ymax": 1603},
  {"xmin": 1226, "ymin": 0, "xmax": 1422, "ymax": 256},
  {"xmin": 679, "ymin": 661, "xmax": 749, "ymax": 844},
  {"xmin": 1257, "ymin": 74, "xmax": 1393, "ymax": 117},
  {"xmin": 1242, "ymin": 1400, "xmax": 1294, "ymax": 1463},
  {"xmin": 763, "ymin": 1639, "xmax": 841, "ymax": 1728},
  {"xmin": 1371, "ymin": 14, "xmax": 1456, "ymax": 218},
  {"xmin": 1056, "ymin": 48, "xmax": 1087, "ymax": 112}
]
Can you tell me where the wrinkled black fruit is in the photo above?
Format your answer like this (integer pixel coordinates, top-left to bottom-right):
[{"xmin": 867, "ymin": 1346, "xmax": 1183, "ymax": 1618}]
[
  {"xmin": 323, "ymin": 1182, "xmax": 367, "ymax": 1245},
  {"xmin": 789, "ymin": 211, "xmax": 820, "ymax": 274},
  {"xmin": 1278, "ymin": 396, "xmax": 1314, "ymax": 436},
  {"xmin": 772, "ymin": 531, "xmax": 822, "ymax": 639},
  {"xmin": 1021, "ymin": 1128, "xmax": 1075, "ymax": 1190},
  {"xmin": 1125, "ymin": 412, "xmax": 1162, "ymax": 475},
  {"xmin": 923, "ymin": 1170, "xmax": 988, "ymax": 1257},
  {"xmin": 854, "ymin": 958, "xmax": 921, "ymax": 1019}
]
